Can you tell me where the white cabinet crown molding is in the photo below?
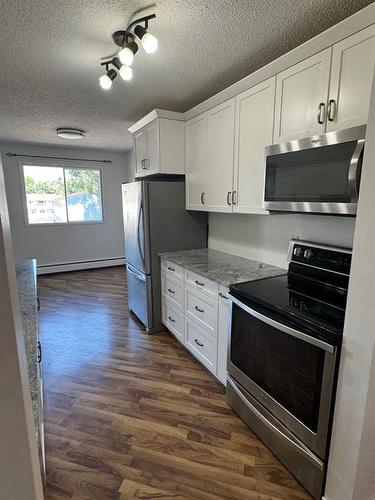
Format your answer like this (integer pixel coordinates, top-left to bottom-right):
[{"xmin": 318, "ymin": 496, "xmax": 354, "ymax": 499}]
[{"xmin": 128, "ymin": 109, "xmax": 185, "ymax": 134}]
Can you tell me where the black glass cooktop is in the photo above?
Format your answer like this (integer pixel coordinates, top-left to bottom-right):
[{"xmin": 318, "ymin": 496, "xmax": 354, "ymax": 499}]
[{"xmin": 230, "ymin": 273, "xmax": 346, "ymax": 345}]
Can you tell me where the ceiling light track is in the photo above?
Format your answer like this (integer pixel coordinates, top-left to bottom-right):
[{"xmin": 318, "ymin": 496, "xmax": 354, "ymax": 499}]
[{"xmin": 99, "ymin": 13, "xmax": 158, "ymax": 91}]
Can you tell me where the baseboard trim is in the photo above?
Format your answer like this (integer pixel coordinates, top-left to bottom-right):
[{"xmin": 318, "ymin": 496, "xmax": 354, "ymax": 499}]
[{"xmin": 37, "ymin": 257, "xmax": 126, "ymax": 275}]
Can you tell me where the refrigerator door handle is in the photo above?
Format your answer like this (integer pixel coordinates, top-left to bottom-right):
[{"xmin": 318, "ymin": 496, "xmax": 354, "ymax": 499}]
[
  {"xmin": 137, "ymin": 200, "xmax": 145, "ymax": 266},
  {"xmin": 127, "ymin": 265, "xmax": 146, "ymax": 282}
]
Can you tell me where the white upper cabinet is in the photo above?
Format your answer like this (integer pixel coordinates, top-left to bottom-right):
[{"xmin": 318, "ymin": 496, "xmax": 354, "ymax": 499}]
[
  {"xmin": 206, "ymin": 99, "xmax": 235, "ymax": 212},
  {"xmin": 327, "ymin": 24, "xmax": 375, "ymax": 131},
  {"xmin": 274, "ymin": 48, "xmax": 332, "ymax": 142},
  {"xmin": 134, "ymin": 129, "xmax": 147, "ymax": 177},
  {"xmin": 130, "ymin": 113, "xmax": 185, "ymax": 178},
  {"xmin": 185, "ymin": 113, "xmax": 208, "ymax": 210},
  {"xmin": 144, "ymin": 120, "xmax": 159, "ymax": 175},
  {"xmin": 233, "ymin": 77, "xmax": 276, "ymax": 214}
]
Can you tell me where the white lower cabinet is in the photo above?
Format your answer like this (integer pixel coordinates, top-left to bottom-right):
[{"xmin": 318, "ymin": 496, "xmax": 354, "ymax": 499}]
[
  {"xmin": 185, "ymin": 317, "xmax": 217, "ymax": 375},
  {"xmin": 217, "ymin": 286, "xmax": 230, "ymax": 385},
  {"xmin": 161, "ymin": 260, "xmax": 229, "ymax": 384},
  {"xmin": 185, "ymin": 285, "xmax": 217, "ymax": 337}
]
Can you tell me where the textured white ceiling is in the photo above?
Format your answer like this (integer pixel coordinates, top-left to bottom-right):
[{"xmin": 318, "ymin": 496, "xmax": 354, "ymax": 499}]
[{"xmin": 0, "ymin": 0, "xmax": 372, "ymax": 151}]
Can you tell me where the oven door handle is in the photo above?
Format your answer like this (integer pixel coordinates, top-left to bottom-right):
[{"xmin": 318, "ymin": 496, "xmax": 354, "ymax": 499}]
[
  {"xmin": 231, "ymin": 296, "xmax": 335, "ymax": 353},
  {"xmin": 227, "ymin": 376, "xmax": 324, "ymax": 469}
]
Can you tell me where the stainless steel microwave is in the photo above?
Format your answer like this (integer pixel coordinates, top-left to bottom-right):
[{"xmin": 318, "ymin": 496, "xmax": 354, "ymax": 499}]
[{"xmin": 263, "ymin": 125, "xmax": 366, "ymax": 215}]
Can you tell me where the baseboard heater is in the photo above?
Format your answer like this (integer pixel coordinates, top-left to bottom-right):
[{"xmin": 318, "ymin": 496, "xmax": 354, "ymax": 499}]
[{"xmin": 37, "ymin": 257, "xmax": 126, "ymax": 275}]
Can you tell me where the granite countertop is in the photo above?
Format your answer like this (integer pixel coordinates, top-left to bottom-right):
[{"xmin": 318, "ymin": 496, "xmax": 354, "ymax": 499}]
[
  {"xmin": 15, "ymin": 259, "xmax": 39, "ymax": 440},
  {"xmin": 159, "ymin": 248, "xmax": 286, "ymax": 286}
]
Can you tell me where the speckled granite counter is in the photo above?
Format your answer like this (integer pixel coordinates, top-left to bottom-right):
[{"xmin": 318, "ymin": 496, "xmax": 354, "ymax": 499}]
[
  {"xmin": 15, "ymin": 260, "xmax": 39, "ymax": 439},
  {"xmin": 159, "ymin": 248, "xmax": 286, "ymax": 286}
]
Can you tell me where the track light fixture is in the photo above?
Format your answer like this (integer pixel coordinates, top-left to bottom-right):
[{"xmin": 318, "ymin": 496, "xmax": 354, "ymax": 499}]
[{"xmin": 99, "ymin": 13, "xmax": 157, "ymax": 90}]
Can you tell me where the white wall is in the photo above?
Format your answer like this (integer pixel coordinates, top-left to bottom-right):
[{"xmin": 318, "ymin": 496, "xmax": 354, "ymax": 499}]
[
  {"xmin": 208, "ymin": 212, "xmax": 355, "ymax": 268},
  {"xmin": 323, "ymin": 71, "xmax": 375, "ymax": 500},
  {"xmin": 0, "ymin": 143, "xmax": 133, "ymax": 269},
  {"xmin": 0, "ymin": 160, "xmax": 43, "ymax": 499}
]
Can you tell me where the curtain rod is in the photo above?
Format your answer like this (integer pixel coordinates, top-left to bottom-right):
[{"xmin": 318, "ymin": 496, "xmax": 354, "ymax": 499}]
[{"xmin": 6, "ymin": 153, "xmax": 112, "ymax": 164}]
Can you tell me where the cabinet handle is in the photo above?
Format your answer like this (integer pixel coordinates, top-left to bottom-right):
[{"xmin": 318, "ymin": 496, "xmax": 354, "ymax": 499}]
[
  {"xmin": 167, "ymin": 288, "xmax": 176, "ymax": 294},
  {"xmin": 195, "ymin": 305, "xmax": 204, "ymax": 313},
  {"xmin": 168, "ymin": 316, "xmax": 176, "ymax": 323},
  {"xmin": 232, "ymin": 191, "xmax": 237, "ymax": 205},
  {"xmin": 194, "ymin": 280, "xmax": 204, "ymax": 286},
  {"xmin": 327, "ymin": 99, "xmax": 337, "ymax": 122},
  {"xmin": 141, "ymin": 159, "xmax": 147, "ymax": 170},
  {"xmin": 36, "ymin": 296, "xmax": 41, "ymax": 312},
  {"xmin": 317, "ymin": 102, "xmax": 326, "ymax": 124},
  {"xmin": 219, "ymin": 292, "xmax": 228, "ymax": 300},
  {"xmin": 37, "ymin": 341, "xmax": 42, "ymax": 363},
  {"xmin": 167, "ymin": 266, "xmax": 175, "ymax": 272},
  {"xmin": 227, "ymin": 191, "xmax": 232, "ymax": 206},
  {"xmin": 195, "ymin": 339, "xmax": 204, "ymax": 347},
  {"xmin": 200, "ymin": 192, "xmax": 206, "ymax": 205}
]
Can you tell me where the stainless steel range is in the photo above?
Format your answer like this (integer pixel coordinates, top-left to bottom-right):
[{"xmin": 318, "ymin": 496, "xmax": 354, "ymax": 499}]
[{"xmin": 227, "ymin": 240, "xmax": 351, "ymax": 499}]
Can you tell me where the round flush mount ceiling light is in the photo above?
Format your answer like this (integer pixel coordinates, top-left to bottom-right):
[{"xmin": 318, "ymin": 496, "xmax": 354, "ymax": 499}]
[{"xmin": 56, "ymin": 128, "xmax": 85, "ymax": 140}]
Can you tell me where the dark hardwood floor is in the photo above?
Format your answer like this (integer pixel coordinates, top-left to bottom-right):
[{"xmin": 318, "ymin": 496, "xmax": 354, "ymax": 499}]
[{"xmin": 38, "ymin": 266, "xmax": 311, "ymax": 500}]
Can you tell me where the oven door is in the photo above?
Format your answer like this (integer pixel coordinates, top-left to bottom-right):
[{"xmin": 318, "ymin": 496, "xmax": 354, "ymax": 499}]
[
  {"xmin": 263, "ymin": 126, "xmax": 365, "ymax": 215},
  {"xmin": 228, "ymin": 296, "xmax": 338, "ymax": 459}
]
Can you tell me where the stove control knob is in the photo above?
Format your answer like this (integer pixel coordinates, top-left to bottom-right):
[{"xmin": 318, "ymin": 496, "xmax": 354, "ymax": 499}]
[
  {"xmin": 293, "ymin": 246, "xmax": 303, "ymax": 257},
  {"xmin": 304, "ymin": 249, "xmax": 314, "ymax": 259}
]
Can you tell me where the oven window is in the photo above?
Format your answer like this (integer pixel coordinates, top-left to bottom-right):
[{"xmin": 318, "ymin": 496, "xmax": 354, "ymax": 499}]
[
  {"xmin": 265, "ymin": 141, "xmax": 359, "ymax": 203},
  {"xmin": 231, "ymin": 304, "xmax": 325, "ymax": 432}
]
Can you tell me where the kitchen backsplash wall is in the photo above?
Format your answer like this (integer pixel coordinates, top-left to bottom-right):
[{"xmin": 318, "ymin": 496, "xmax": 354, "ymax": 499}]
[{"xmin": 208, "ymin": 213, "xmax": 356, "ymax": 269}]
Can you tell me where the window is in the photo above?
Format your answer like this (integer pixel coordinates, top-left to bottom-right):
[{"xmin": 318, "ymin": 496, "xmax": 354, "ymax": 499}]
[{"xmin": 22, "ymin": 165, "xmax": 103, "ymax": 225}]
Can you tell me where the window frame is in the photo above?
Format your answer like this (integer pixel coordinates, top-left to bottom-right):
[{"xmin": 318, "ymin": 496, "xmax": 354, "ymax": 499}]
[{"xmin": 19, "ymin": 159, "xmax": 105, "ymax": 227}]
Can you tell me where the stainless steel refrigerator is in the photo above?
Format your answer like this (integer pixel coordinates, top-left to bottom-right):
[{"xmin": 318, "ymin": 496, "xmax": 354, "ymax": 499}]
[{"xmin": 122, "ymin": 180, "xmax": 207, "ymax": 332}]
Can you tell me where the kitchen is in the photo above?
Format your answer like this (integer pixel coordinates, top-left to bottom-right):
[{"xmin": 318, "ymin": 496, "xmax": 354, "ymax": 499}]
[{"xmin": 0, "ymin": 2, "xmax": 375, "ymax": 500}]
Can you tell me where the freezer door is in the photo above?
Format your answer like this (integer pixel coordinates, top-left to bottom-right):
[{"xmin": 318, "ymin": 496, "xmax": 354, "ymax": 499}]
[
  {"xmin": 122, "ymin": 182, "xmax": 151, "ymax": 274},
  {"xmin": 126, "ymin": 264, "xmax": 153, "ymax": 330}
]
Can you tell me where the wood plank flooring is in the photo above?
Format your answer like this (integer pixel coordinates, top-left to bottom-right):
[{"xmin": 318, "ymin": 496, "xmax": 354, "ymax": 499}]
[{"xmin": 38, "ymin": 266, "xmax": 311, "ymax": 500}]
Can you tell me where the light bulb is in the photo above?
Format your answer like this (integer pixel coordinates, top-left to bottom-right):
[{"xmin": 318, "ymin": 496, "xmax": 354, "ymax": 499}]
[
  {"xmin": 142, "ymin": 32, "xmax": 158, "ymax": 54},
  {"xmin": 119, "ymin": 65, "xmax": 133, "ymax": 81},
  {"xmin": 118, "ymin": 46, "xmax": 134, "ymax": 66},
  {"xmin": 99, "ymin": 69, "xmax": 117, "ymax": 90},
  {"xmin": 99, "ymin": 74, "xmax": 112, "ymax": 90}
]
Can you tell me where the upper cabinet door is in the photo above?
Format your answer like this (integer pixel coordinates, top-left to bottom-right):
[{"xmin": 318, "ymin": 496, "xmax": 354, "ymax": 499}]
[
  {"xmin": 327, "ymin": 24, "xmax": 375, "ymax": 132},
  {"xmin": 185, "ymin": 113, "xmax": 208, "ymax": 210},
  {"xmin": 134, "ymin": 130, "xmax": 147, "ymax": 177},
  {"xmin": 206, "ymin": 99, "xmax": 235, "ymax": 212},
  {"xmin": 233, "ymin": 77, "xmax": 276, "ymax": 214},
  {"xmin": 145, "ymin": 121, "xmax": 159, "ymax": 175},
  {"xmin": 274, "ymin": 48, "xmax": 332, "ymax": 143}
]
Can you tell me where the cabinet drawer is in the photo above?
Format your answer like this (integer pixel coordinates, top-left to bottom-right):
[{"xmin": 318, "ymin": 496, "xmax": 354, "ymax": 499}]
[
  {"xmin": 185, "ymin": 317, "xmax": 217, "ymax": 375},
  {"xmin": 162, "ymin": 299, "xmax": 184, "ymax": 343},
  {"xmin": 161, "ymin": 260, "xmax": 184, "ymax": 280},
  {"xmin": 185, "ymin": 286, "xmax": 217, "ymax": 336},
  {"xmin": 161, "ymin": 272, "xmax": 183, "ymax": 310},
  {"xmin": 185, "ymin": 270, "xmax": 218, "ymax": 299}
]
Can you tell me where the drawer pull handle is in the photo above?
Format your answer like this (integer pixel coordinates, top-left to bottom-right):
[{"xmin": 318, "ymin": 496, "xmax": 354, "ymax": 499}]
[
  {"xmin": 219, "ymin": 293, "xmax": 228, "ymax": 300},
  {"xmin": 167, "ymin": 266, "xmax": 176, "ymax": 271},
  {"xmin": 168, "ymin": 316, "xmax": 176, "ymax": 323},
  {"xmin": 195, "ymin": 305, "xmax": 204, "ymax": 313},
  {"xmin": 195, "ymin": 339, "xmax": 204, "ymax": 347},
  {"xmin": 168, "ymin": 288, "xmax": 176, "ymax": 294},
  {"xmin": 195, "ymin": 280, "xmax": 204, "ymax": 286}
]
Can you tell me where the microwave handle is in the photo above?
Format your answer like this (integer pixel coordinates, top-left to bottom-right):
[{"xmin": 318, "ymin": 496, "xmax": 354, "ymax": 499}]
[
  {"xmin": 230, "ymin": 296, "xmax": 335, "ymax": 353},
  {"xmin": 348, "ymin": 139, "xmax": 365, "ymax": 202}
]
